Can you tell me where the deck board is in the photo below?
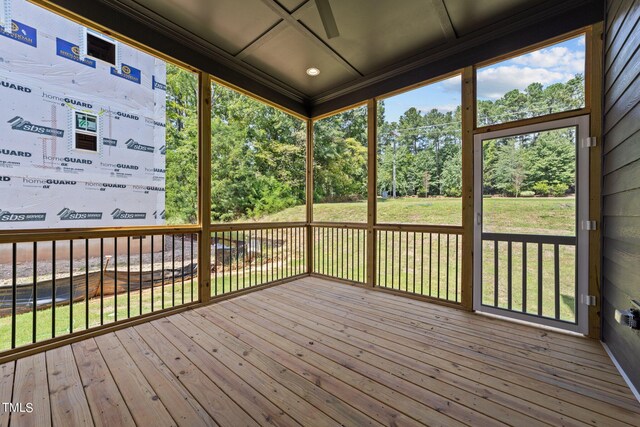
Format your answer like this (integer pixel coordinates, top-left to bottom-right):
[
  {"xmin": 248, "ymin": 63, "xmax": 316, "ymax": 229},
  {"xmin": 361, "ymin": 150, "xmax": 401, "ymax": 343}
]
[{"xmin": 2, "ymin": 277, "xmax": 638, "ymax": 426}]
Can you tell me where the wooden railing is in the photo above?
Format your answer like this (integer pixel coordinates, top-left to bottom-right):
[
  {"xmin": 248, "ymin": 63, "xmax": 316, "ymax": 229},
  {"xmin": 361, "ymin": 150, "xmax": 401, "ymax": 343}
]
[
  {"xmin": 311, "ymin": 223, "xmax": 367, "ymax": 284},
  {"xmin": 376, "ymin": 225, "xmax": 462, "ymax": 303},
  {"xmin": 0, "ymin": 220, "xmax": 467, "ymax": 357},
  {"xmin": 211, "ymin": 223, "xmax": 307, "ymax": 296},
  {"xmin": 480, "ymin": 232, "xmax": 577, "ymax": 323},
  {"xmin": 0, "ymin": 228, "xmax": 199, "ymax": 352}
]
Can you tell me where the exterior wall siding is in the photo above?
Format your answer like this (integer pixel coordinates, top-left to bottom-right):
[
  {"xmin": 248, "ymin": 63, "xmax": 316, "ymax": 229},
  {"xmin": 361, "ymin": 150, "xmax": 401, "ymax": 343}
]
[{"xmin": 603, "ymin": 0, "xmax": 640, "ymax": 392}]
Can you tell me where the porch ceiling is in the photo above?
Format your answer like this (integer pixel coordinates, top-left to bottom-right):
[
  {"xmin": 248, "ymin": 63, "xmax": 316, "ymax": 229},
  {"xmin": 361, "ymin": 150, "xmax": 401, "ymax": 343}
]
[{"xmin": 42, "ymin": 0, "xmax": 603, "ymax": 116}]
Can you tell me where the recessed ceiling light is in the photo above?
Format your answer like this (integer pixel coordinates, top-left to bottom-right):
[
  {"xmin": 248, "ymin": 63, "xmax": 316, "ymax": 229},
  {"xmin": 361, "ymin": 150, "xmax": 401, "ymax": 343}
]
[{"xmin": 306, "ymin": 67, "xmax": 320, "ymax": 76}]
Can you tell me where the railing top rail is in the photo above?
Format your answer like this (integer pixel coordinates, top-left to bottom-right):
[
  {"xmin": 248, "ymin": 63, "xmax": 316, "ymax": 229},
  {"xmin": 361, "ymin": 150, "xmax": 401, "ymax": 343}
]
[
  {"xmin": 374, "ymin": 224, "xmax": 463, "ymax": 234},
  {"xmin": 482, "ymin": 232, "xmax": 576, "ymax": 245},
  {"xmin": 210, "ymin": 222, "xmax": 306, "ymax": 232},
  {"xmin": 0, "ymin": 225, "xmax": 201, "ymax": 244},
  {"xmin": 311, "ymin": 222, "xmax": 368, "ymax": 229}
]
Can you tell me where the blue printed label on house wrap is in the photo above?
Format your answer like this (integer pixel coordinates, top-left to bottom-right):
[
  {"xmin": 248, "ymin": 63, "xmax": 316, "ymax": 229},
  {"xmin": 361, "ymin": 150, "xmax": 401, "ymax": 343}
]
[
  {"xmin": 56, "ymin": 38, "xmax": 96, "ymax": 68},
  {"xmin": 111, "ymin": 64, "xmax": 141, "ymax": 84},
  {"xmin": 0, "ymin": 20, "xmax": 37, "ymax": 47},
  {"xmin": 152, "ymin": 75, "xmax": 166, "ymax": 91}
]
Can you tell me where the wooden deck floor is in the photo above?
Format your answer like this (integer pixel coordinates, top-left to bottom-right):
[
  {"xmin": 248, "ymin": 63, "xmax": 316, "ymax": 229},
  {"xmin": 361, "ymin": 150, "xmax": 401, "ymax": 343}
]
[{"xmin": 1, "ymin": 277, "xmax": 638, "ymax": 426}]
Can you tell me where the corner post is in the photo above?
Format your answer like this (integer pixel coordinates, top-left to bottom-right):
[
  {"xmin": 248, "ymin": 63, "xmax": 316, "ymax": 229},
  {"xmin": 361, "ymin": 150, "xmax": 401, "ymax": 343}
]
[
  {"xmin": 306, "ymin": 118, "xmax": 314, "ymax": 275},
  {"xmin": 586, "ymin": 22, "xmax": 603, "ymax": 339},
  {"xmin": 198, "ymin": 72, "xmax": 212, "ymax": 303},
  {"xmin": 461, "ymin": 66, "xmax": 475, "ymax": 311},
  {"xmin": 366, "ymin": 99, "xmax": 378, "ymax": 287}
]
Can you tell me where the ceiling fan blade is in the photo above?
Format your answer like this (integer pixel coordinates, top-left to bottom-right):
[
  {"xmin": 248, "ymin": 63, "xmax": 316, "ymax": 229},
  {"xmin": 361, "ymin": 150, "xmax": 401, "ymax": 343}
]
[{"xmin": 315, "ymin": 0, "xmax": 339, "ymax": 39}]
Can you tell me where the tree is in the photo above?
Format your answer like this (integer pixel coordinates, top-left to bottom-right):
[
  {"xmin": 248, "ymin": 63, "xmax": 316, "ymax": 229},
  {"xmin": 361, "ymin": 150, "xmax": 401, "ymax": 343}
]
[{"xmin": 493, "ymin": 139, "xmax": 527, "ymax": 197}]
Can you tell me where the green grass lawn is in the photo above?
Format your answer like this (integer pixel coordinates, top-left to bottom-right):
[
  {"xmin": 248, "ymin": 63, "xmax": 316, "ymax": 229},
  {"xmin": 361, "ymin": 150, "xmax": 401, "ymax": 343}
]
[
  {"xmin": 255, "ymin": 196, "xmax": 574, "ymax": 235},
  {"xmin": 1, "ymin": 196, "xmax": 578, "ymax": 350},
  {"xmin": 270, "ymin": 197, "xmax": 577, "ymax": 319}
]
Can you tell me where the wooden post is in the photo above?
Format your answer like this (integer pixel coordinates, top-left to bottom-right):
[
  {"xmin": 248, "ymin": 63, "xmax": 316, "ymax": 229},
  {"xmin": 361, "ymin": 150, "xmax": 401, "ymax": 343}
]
[
  {"xmin": 366, "ymin": 99, "xmax": 377, "ymax": 287},
  {"xmin": 460, "ymin": 66, "xmax": 475, "ymax": 311},
  {"xmin": 306, "ymin": 118, "xmax": 314, "ymax": 275},
  {"xmin": 586, "ymin": 22, "xmax": 603, "ymax": 339},
  {"xmin": 198, "ymin": 72, "xmax": 212, "ymax": 303}
]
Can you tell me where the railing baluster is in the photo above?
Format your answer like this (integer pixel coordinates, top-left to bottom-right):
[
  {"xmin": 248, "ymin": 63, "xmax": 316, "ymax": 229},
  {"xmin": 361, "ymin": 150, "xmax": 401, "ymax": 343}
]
[
  {"xmin": 405, "ymin": 232, "xmax": 409, "ymax": 291},
  {"xmin": 141, "ymin": 236, "xmax": 145, "ymax": 314},
  {"xmin": 352, "ymin": 228, "xmax": 355, "ymax": 282},
  {"xmin": 11, "ymin": 243, "xmax": 17, "ymax": 349},
  {"xmin": 385, "ymin": 231, "xmax": 388, "ymax": 288},
  {"xmin": 161, "ymin": 235, "xmax": 165, "ymax": 308},
  {"xmin": 324, "ymin": 227, "xmax": 327, "ymax": 276},
  {"xmin": 236, "ymin": 231, "xmax": 240, "ymax": 290},
  {"xmin": 33, "ymin": 242, "xmax": 37, "ymax": 343},
  {"xmin": 494, "ymin": 239, "xmax": 498, "ymax": 307},
  {"xmin": 70, "ymin": 240, "xmax": 73, "ymax": 333},
  {"xmin": 398, "ymin": 231, "xmax": 402, "ymax": 291},
  {"xmin": 377, "ymin": 230, "xmax": 381, "ymax": 286},
  {"xmin": 288, "ymin": 227, "xmax": 291, "ymax": 278},
  {"xmin": 391, "ymin": 231, "xmax": 395, "ymax": 289},
  {"xmin": 420, "ymin": 233, "xmax": 424, "ymax": 295},
  {"xmin": 181, "ymin": 234, "xmax": 185, "ymax": 305},
  {"xmin": 151, "ymin": 235, "xmax": 155, "ymax": 311},
  {"xmin": 85, "ymin": 239, "xmax": 89, "ymax": 329},
  {"xmin": 455, "ymin": 234, "xmax": 459, "ymax": 302},
  {"xmin": 191, "ymin": 234, "xmax": 194, "ymax": 301},
  {"xmin": 357, "ymin": 228, "xmax": 360, "ymax": 282},
  {"xmin": 538, "ymin": 243, "xmax": 543, "ymax": 316},
  {"xmin": 341, "ymin": 227, "xmax": 344, "ymax": 279},
  {"xmin": 446, "ymin": 234, "xmax": 450, "ymax": 301},
  {"xmin": 243, "ymin": 230, "xmax": 246, "ymax": 288},
  {"xmin": 437, "ymin": 234, "xmax": 441, "ymax": 300},
  {"xmin": 127, "ymin": 236, "xmax": 131, "ymax": 318},
  {"xmin": 429, "ymin": 233, "xmax": 433, "ymax": 296},
  {"xmin": 522, "ymin": 242, "xmax": 527, "ymax": 313},
  {"xmin": 100, "ymin": 238, "xmax": 104, "ymax": 325},
  {"xmin": 412, "ymin": 232, "xmax": 416, "ymax": 294},
  {"xmin": 507, "ymin": 240, "xmax": 512, "ymax": 310},
  {"xmin": 52, "ymin": 240, "xmax": 56, "ymax": 337},
  {"xmin": 554, "ymin": 243, "xmax": 560, "ymax": 320},
  {"xmin": 172, "ymin": 234, "xmax": 176, "ymax": 307}
]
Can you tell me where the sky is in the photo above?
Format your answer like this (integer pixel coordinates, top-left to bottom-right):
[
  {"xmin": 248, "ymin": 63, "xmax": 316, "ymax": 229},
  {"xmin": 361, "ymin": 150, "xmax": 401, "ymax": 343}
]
[{"xmin": 382, "ymin": 35, "xmax": 585, "ymax": 123}]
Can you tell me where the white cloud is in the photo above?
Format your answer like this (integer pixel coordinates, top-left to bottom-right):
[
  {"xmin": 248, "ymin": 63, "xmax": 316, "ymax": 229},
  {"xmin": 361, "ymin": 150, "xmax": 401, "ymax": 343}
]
[
  {"xmin": 476, "ymin": 65, "xmax": 574, "ymax": 99},
  {"xmin": 511, "ymin": 46, "xmax": 585, "ymax": 75}
]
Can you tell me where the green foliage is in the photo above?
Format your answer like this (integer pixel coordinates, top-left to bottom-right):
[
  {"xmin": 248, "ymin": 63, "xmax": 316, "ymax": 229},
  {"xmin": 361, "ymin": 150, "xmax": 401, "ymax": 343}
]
[
  {"xmin": 376, "ymin": 75, "xmax": 583, "ymax": 200},
  {"xmin": 162, "ymin": 63, "xmax": 584, "ymax": 223},
  {"xmin": 165, "ymin": 64, "xmax": 198, "ymax": 224},
  {"xmin": 440, "ymin": 149, "xmax": 462, "ymax": 197},
  {"xmin": 550, "ymin": 183, "xmax": 569, "ymax": 197},
  {"xmin": 313, "ymin": 107, "xmax": 368, "ymax": 202},
  {"xmin": 532, "ymin": 181, "xmax": 551, "ymax": 196}
]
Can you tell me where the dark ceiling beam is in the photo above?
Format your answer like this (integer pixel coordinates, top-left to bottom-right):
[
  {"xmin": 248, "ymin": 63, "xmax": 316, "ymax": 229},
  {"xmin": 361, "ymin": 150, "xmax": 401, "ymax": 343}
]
[
  {"xmin": 235, "ymin": 21, "xmax": 288, "ymax": 60},
  {"xmin": 258, "ymin": 0, "xmax": 363, "ymax": 77},
  {"xmin": 430, "ymin": 0, "xmax": 457, "ymax": 41},
  {"xmin": 235, "ymin": 1, "xmax": 316, "ymax": 61},
  {"xmin": 310, "ymin": 0, "xmax": 604, "ymax": 117}
]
